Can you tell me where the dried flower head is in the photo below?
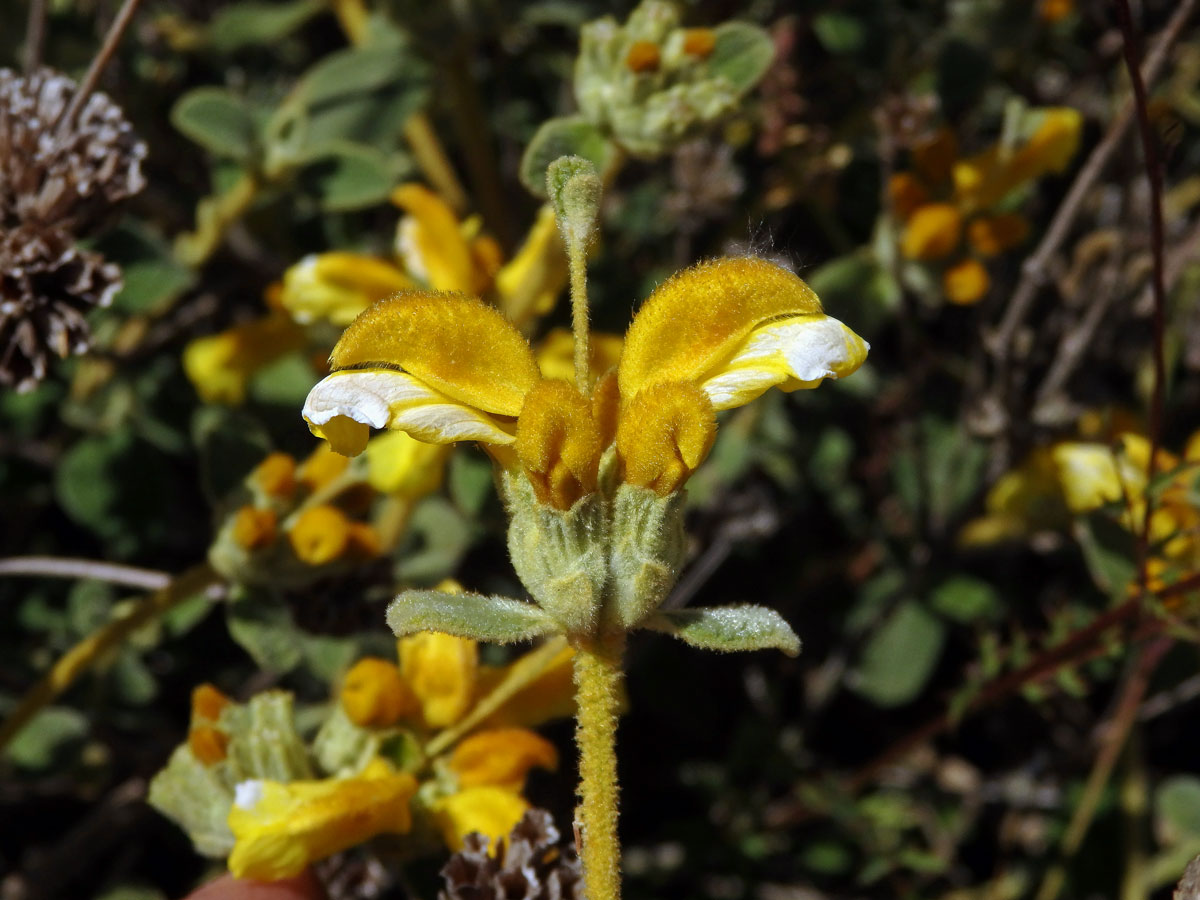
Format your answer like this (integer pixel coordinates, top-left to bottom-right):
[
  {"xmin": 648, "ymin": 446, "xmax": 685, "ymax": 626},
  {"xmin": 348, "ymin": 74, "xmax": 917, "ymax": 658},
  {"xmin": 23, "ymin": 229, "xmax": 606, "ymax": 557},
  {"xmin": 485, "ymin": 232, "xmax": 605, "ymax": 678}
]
[
  {"xmin": 0, "ymin": 67, "xmax": 147, "ymax": 234},
  {"xmin": 0, "ymin": 224, "xmax": 120, "ymax": 392},
  {"xmin": 439, "ymin": 809, "xmax": 583, "ymax": 900}
]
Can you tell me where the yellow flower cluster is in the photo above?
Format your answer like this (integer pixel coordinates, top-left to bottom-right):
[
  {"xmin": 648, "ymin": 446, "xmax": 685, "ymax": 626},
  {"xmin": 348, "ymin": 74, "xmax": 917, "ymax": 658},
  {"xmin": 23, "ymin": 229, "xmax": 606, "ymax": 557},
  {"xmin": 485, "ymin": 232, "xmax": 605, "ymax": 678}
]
[
  {"xmin": 891, "ymin": 109, "xmax": 1082, "ymax": 305},
  {"xmin": 209, "ymin": 436, "xmax": 448, "ymax": 585},
  {"xmin": 183, "ymin": 184, "xmax": 568, "ymax": 406},
  {"xmin": 303, "ymin": 256, "xmax": 868, "ymax": 507},
  {"xmin": 159, "ymin": 629, "xmax": 574, "ymax": 882},
  {"xmin": 964, "ymin": 422, "xmax": 1200, "ymax": 592}
]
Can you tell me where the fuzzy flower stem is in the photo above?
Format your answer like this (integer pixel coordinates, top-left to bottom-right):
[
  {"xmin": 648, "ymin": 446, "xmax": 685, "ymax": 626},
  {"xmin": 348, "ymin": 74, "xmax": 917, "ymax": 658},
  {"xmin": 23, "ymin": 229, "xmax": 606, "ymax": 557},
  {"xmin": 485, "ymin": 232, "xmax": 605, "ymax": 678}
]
[
  {"xmin": 573, "ymin": 630, "xmax": 625, "ymax": 900},
  {"xmin": 569, "ymin": 236, "xmax": 591, "ymax": 394}
]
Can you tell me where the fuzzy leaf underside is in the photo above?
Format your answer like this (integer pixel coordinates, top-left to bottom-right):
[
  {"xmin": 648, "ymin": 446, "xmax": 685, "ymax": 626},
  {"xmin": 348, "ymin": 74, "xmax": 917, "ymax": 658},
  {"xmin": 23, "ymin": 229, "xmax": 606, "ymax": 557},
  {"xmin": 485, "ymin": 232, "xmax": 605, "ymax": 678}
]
[
  {"xmin": 386, "ymin": 590, "xmax": 562, "ymax": 643},
  {"xmin": 642, "ymin": 605, "xmax": 801, "ymax": 656}
]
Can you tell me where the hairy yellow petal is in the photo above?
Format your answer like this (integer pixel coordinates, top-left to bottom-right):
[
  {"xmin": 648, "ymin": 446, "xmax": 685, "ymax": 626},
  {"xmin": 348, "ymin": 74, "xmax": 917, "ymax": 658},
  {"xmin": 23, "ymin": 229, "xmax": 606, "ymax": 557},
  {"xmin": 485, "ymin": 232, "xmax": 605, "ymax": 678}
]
[
  {"xmin": 279, "ymin": 253, "xmax": 415, "ymax": 326},
  {"xmin": 340, "ymin": 657, "xmax": 416, "ymax": 728},
  {"xmin": 448, "ymin": 727, "xmax": 558, "ymax": 792},
  {"xmin": 617, "ymin": 382, "xmax": 716, "ymax": 495},
  {"xmin": 329, "ymin": 291, "xmax": 539, "ymax": 417},
  {"xmin": 303, "ymin": 369, "xmax": 520, "ymax": 455},
  {"xmin": 399, "ymin": 631, "xmax": 478, "ymax": 728},
  {"xmin": 433, "ymin": 786, "xmax": 529, "ymax": 852},
  {"xmin": 495, "ymin": 205, "xmax": 568, "ymax": 326},
  {"xmin": 392, "ymin": 184, "xmax": 477, "ymax": 294},
  {"xmin": 228, "ymin": 764, "xmax": 417, "ymax": 881},
  {"xmin": 619, "ymin": 257, "xmax": 823, "ymax": 400},
  {"xmin": 515, "ymin": 380, "xmax": 602, "ymax": 509}
]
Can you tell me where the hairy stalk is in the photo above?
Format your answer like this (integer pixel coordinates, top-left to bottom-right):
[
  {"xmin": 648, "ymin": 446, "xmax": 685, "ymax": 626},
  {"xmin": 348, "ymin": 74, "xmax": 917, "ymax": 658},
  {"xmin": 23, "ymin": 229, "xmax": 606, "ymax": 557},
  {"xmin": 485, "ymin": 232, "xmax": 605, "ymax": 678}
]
[
  {"xmin": 24, "ymin": 0, "xmax": 46, "ymax": 72},
  {"xmin": 0, "ymin": 564, "xmax": 223, "ymax": 752},
  {"xmin": 569, "ymin": 232, "xmax": 591, "ymax": 393},
  {"xmin": 573, "ymin": 631, "xmax": 625, "ymax": 900}
]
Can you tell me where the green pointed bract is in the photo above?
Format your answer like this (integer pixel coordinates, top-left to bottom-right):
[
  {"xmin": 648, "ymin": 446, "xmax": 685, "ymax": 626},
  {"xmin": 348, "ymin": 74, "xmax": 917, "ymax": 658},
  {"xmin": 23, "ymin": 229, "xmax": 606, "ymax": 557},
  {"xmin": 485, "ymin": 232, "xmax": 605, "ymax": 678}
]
[
  {"xmin": 609, "ymin": 484, "xmax": 686, "ymax": 630},
  {"xmin": 147, "ymin": 744, "xmax": 237, "ymax": 856},
  {"xmin": 642, "ymin": 605, "xmax": 802, "ymax": 657},
  {"xmin": 502, "ymin": 472, "xmax": 610, "ymax": 637},
  {"xmin": 386, "ymin": 587, "xmax": 562, "ymax": 643},
  {"xmin": 223, "ymin": 691, "xmax": 314, "ymax": 781}
]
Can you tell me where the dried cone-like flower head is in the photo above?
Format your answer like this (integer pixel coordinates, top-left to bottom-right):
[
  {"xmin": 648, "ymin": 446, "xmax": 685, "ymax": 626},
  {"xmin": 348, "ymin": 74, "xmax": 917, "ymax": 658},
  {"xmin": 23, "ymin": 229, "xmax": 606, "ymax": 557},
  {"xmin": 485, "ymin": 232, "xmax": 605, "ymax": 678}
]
[
  {"xmin": 0, "ymin": 225, "xmax": 121, "ymax": 392},
  {"xmin": 439, "ymin": 808, "xmax": 582, "ymax": 900},
  {"xmin": 0, "ymin": 68, "xmax": 147, "ymax": 234}
]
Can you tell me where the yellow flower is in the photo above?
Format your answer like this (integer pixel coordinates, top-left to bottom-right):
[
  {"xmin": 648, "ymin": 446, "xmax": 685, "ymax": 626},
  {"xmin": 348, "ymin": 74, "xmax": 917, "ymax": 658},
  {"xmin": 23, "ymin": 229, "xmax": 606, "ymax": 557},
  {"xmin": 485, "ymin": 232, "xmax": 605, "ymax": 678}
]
[
  {"xmin": 303, "ymin": 257, "xmax": 867, "ymax": 502},
  {"xmin": 251, "ymin": 452, "xmax": 297, "ymax": 501},
  {"xmin": 494, "ymin": 205, "xmax": 569, "ymax": 327},
  {"xmin": 967, "ymin": 214, "xmax": 1031, "ymax": 258},
  {"xmin": 363, "ymin": 431, "xmax": 449, "ymax": 498},
  {"xmin": 340, "ymin": 657, "xmax": 417, "ymax": 728},
  {"xmin": 448, "ymin": 727, "xmax": 558, "ymax": 792},
  {"xmin": 227, "ymin": 759, "xmax": 418, "ymax": 880},
  {"xmin": 231, "ymin": 505, "xmax": 278, "ymax": 551},
  {"xmin": 433, "ymin": 786, "xmax": 530, "ymax": 852},
  {"xmin": 279, "ymin": 252, "xmax": 415, "ymax": 326},
  {"xmin": 392, "ymin": 184, "xmax": 487, "ymax": 295},
  {"xmin": 400, "ymin": 631, "xmax": 479, "ymax": 728},
  {"xmin": 536, "ymin": 327, "xmax": 623, "ymax": 383},
  {"xmin": 900, "ymin": 203, "xmax": 963, "ymax": 260},
  {"xmin": 183, "ymin": 313, "xmax": 307, "ymax": 405},
  {"xmin": 943, "ymin": 258, "xmax": 991, "ymax": 305}
]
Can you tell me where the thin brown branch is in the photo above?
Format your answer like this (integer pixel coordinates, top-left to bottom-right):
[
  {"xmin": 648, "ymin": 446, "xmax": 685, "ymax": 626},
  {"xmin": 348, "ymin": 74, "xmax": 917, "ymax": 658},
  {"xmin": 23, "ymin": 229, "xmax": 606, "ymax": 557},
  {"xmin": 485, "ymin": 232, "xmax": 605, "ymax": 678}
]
[
  {"xmin": 24, "ymin": 0, "xmax": 47, "ymax": 72},
  {"xmin": 1033, "ymin": 636, "xmax": 1171, "ymax": 900},
  {"xmin": 0, "ymin": 556, "xmax": 171, "ymax": 591},
  {"xmin": 986, "ymin": 0, "xmax": 1196, "ymax": 367},
  {"xmin": 54, "ymin": 0, "xmax": 144, "ymax": 137},
  {"xmin": 1112, "ymin": 0, "xmax": 1170, "ymax": 590}
]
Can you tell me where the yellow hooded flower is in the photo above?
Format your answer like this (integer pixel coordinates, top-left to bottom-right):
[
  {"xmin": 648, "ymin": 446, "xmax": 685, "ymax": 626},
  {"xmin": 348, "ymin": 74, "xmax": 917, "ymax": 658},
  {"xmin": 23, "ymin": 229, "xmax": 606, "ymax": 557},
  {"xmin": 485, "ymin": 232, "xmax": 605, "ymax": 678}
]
[
  {"xmin": 279, "ymin": 252, "xmax": 416, "ymax": 326},
  {"xmin": 303, "ymin": 257, "xmax": 867, "ymax": 501},
  {"xmin": 364, "ymin": 431, "xmax": 450, "ymax": 498},
  {"xmin": 400, "ymin": 631, "xmax": 479, "ymax": 728},
  {"xmin": 184, "ymin": 313, "xmax": 307, "ymax": 405},
  {"xmin": 433, "ymin": 786, "xmax": 530, "ymax": 852},
  {"xmin": 448, "ymin": 727, "xmax": 558, "ymax": 792},
  {"xmin": 227, "ymin": 759, "xmax": 418, "ymax": 880}
]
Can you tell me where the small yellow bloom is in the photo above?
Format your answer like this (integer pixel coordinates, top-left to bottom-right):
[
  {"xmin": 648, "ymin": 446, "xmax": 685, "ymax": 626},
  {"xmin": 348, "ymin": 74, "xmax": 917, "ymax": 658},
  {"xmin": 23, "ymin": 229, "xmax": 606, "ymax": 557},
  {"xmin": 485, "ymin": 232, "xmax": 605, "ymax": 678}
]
[
  {"xmin": 900, "ymin": 203, "xmax": 963, "ymax": 260},
  {"xmin": 967, "ymin": 214, "xmax": 1031, "ymax": 257},
  {"xmin": 392, "ymin": 184, "xmax": 485, "ymax": 295},
  {"xmin": 1039, "ymin": 0, "xmax": 1073, "ymax": 22},
  {"xmin": 192, "ymin": 683, "xmax": 232, "ymax": 722},
  {"xmin": 625, "ymin": 40, "xmax": 662, "ymax": 73},
  {"xmin": 448, "ymin": 727, "xmax": 558, "ymax": 791},
  {"xmin": 942, "ymin": 258, "xmax": 991, "ymax": 305},
  {"xmin": 279, "ymin": 252, "xmax": 415, "ymax": 327},
  {"xmin": 287, "ymin": 505, "xmax": 352, "ymax": 565},
  {"xmin": 364, "ymin": 431, "xmax": 449, "ymax": 498},
  {"xmin": 494, "ymin": 205, "xmax": 568, "ymax": 326},
  {"xmin": 232, "ymin": 506, "xmax": 278, "ymax": 551},
  {"xmin": 399, "ymin": 632, "xmax": 479, "ymax": 728},
  {"xmin": 953, "ymin": 109, "xmax": 1082, "ymax": 211},
  {"xmin": 888, "ymin": 172, "xmax": 929, "ymax": 222},
  {"xmin": 188, "ymin": 725, "xmax": 229, "ymax": 766},
  {"xmin": 251, "ymin": 452, "xmax": 297, "ymax": 500},
  {"xmin": 296, "ymin": 442, "xmax": 350, "ymax": 492},
  {"xmin": 682, "ymin": 28, "xmax": 717, "ymax": 58},
  {"xmin": 183, "ymin": 314, "xmax": 307, "ymax": 406},
  {"xmin": 227, "ymin": 760, "xmax": 417, "ymax": 881},
  {"xmin": 477, "ymin": 644, "xmax": 577, "ymax": 729},
  {"xmin": 433, "ymin": 786, "xmax": 529, "ymax": 852},
  {"xmin": 341, "ymin": 657, "xmax": 417, "ymax": 728}
]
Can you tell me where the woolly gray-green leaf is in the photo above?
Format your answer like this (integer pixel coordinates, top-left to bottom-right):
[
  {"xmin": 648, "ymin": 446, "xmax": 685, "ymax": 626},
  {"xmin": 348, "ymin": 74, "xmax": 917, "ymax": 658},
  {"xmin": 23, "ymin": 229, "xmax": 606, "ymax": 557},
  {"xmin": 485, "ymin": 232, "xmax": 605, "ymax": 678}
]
[
  {"xmin": 387, "ymin": 590, "xmax": 562, "ymax": 644},
  {"xmin": 642, "ymin": 605, "xmax": 801, "ymax": 656}
]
